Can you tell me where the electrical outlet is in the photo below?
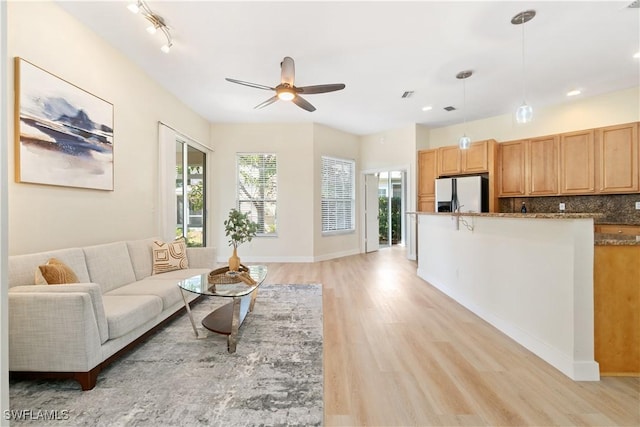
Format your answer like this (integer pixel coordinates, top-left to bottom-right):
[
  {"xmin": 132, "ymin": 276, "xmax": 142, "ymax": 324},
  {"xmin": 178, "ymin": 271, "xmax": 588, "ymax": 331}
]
[
  {"xmin": 559, "ymin": 203, "xmax": 566, "ymax": 211},
  {"xmin": 636, "ymin": 201, "xmax": 640, "ymax": 210}
]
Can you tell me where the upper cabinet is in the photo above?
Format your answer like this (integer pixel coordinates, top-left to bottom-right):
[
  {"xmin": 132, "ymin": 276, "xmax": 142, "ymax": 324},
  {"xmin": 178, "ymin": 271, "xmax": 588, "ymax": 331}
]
[
  {"xmin": 438, "ymin": 140, "xmax": 491, "ymax": 176},
  {"xmin": 559, "ymin": 129, "xmax": 596, "ymax": 194},
  {"xmin": 528, "ymin": 136, "xmax": 559, "ymax": 196},
  {"xmin": 418, "ymin": 149, "xmax": 438, "ymax": 212},
  {"xmin": 498, "ymin": 140, "xmax": 526, "ymax": 197},
  {"xmin": 596, "ymin": 122, "xmax": 639, "ymax": 194}
]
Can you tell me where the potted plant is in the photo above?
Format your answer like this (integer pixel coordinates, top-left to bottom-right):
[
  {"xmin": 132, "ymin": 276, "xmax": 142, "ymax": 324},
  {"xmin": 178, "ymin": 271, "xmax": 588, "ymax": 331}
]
[{"xmin": 224, "ymin": 208, "xmax": 258, "ymax": 271}]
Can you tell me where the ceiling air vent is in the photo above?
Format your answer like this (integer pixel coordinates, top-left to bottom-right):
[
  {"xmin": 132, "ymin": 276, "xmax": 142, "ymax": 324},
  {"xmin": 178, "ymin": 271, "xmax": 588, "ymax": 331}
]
[
  {"xmin": 444, "ymin": 106, "xmax": 456, "ymax": 111},
  {"xmin": 401, "ymin": 91, "xmax": 414, "ymax": 98},
  {"xmin": 628, "ymin": 0, "xmax": 639, "ymax": 8}
]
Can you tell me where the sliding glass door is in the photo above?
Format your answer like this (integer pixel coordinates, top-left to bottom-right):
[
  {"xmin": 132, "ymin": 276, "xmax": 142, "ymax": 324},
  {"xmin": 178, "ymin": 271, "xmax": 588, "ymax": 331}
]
[{"xmin": 176, "ymin": 140, "xmax": 206, "ymax": 247}]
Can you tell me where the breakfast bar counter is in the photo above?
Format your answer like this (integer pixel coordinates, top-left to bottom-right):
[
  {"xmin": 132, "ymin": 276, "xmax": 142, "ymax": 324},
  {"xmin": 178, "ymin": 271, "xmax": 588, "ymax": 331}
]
[{"xmin": 416, "ymin": 211, "xmax": 601, "ymax": 381}]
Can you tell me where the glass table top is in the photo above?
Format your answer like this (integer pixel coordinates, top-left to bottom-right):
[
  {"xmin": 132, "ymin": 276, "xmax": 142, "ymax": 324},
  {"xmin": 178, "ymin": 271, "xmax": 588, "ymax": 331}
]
[{"xmin": 177, "ymin": 265, "xmax": 268, "ymax": 297}]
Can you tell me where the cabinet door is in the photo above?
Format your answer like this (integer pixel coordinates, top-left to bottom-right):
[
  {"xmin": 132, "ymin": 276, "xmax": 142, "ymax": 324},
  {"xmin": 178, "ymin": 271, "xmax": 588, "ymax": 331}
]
[
  {"xmin": 559, "ymin": 130, "xmax": 595, "ymax": 194},
  {"xmin": 597, "ymin": 123, "xmax": 639, "ymax": 193},
  {"xmin": 418, "ymin": 149, "xmax": 438, "ymax": 197},
  {"xmin": 462, "ymin": 140, "xmax": 488, "ymax": 173},
  {"xmin": 528, "ymin": 136, "xmax": 558, "ymax": 195},
  {"xmin": 498, "ymin": 140, "xmax": 526, "ymax": 196},
  {"xmin": 418, "ymin": 197, "xmax": 435, "ymax": 213},
  {"xmin": 438, "ymin": 146, "xmax": 461, "ymax": 176}
]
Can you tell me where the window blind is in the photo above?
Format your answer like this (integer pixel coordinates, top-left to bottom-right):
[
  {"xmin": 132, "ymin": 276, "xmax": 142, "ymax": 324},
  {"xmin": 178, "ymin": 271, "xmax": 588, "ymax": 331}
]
[
  {"xmin": 237, "ymin": 153, "xmax": 277, "ymax": 235},
  {"xmin": 321, "ymin": 156, "xmax": 355, "ymax": 233}
]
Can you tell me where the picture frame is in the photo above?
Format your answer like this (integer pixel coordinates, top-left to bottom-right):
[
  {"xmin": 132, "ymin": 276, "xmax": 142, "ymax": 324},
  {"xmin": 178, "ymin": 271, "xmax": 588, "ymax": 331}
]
[{"xmin": 14, "ymin": 57, "xmax": 114, "ymax": 191}]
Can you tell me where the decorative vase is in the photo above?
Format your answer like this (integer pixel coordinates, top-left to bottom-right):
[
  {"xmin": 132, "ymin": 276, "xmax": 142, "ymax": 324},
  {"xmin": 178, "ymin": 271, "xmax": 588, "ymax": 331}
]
[{"xmin": 228, "ymin": 247, "xmax": 241, "ymax": 272}]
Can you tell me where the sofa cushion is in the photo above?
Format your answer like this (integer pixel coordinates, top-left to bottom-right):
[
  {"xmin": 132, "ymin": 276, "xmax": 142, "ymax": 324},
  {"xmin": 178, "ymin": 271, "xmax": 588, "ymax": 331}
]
[
  {"xmin": 152, "ymin": 238, "xmax": 189, "ymax": 275},
  {"xmin": 102, "ymin": 295, "xmax": 163, "ymax": 340},
  {"xmin": 126, "ymin": 238, "xmax": 158, "ymax": 281},
  {"xmin": 37, "ymin": 258, "xmax": 79, "ymax": 285},
  {"xmin": 9, "ymin": 248, "xmax": 90, "ymax": 288},
  {"xmin": 83, "ymin": 242, "xmax": 137, "ymax": 293},
  {"xmin": 106, "ymin": 279, "xmax": 184, "ymax": 311}
]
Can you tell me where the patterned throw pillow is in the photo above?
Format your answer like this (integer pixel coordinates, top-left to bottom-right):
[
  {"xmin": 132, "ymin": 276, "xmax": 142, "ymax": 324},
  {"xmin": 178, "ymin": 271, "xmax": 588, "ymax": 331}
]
[
  {"xmin": 36, "ymin": 258, "xmax": 79, "ymax": 285},
  {"xmin": 152, "ymin": 238, "xmax": 189, "ymax": 275}
]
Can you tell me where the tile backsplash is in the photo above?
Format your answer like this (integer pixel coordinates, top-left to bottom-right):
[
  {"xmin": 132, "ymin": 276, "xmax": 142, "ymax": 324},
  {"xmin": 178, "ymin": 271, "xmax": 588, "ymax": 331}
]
[{"xmin": 499, "ymin": 194, "xmax": 640, "ymax": 224}]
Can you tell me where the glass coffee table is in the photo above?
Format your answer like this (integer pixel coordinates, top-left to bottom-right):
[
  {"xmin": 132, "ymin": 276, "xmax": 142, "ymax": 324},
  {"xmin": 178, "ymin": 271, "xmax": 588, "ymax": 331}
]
[{"xmin": 177, "ymin": 265, "xmax": 268, "ymax": 353}]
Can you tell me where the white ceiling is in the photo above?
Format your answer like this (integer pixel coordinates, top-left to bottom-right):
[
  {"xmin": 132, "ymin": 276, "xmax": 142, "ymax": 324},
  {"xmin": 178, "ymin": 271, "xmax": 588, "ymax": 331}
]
[{"xmin": 57, "ymin": 1, "xmax": 640, "ymax": 136}]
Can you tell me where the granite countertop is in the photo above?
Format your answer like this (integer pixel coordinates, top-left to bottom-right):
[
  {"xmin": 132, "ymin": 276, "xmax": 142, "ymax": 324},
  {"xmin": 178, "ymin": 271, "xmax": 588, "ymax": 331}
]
[
  {"xmin": 595, "ymin": 233, "xmax": 640, "ymax": 246},
  {"xmin": 414, "ymin": 211, "xmax": 604, "ymax": 219}
]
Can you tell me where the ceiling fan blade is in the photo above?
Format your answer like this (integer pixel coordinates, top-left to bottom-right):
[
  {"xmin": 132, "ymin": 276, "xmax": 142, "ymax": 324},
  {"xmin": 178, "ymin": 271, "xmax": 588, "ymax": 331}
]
[
  {"xmin": 280, "ymin": 56, "xmax": 295, "ymax": 86},
  {"xmin": 225, "ymin": 78, "xmax": 274, "ymax": 91},
  {"xmin": 296, "ymin": 83, "xmax": 346, "ymax": 94},
  {"xmin": 254, "ymin": 95, "xmax": 279, "ymax": 109},
  {"xmin": 292, "ymin": 95, "xmax": 316, "ymax": 112}
]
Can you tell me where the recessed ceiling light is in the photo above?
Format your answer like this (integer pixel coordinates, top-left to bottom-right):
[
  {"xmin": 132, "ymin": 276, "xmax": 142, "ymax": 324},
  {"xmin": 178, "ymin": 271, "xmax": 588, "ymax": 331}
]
[
  {"xmin": 634, "ymin": 51, "xmax": 640, "ymax": 59},
  {"xmin": 567, "ymin": 89, "xmax": 581, "ymax": 97},
  {"xmin": 422, "ymin": 106, "xmax": 433, "ymax": 111}
]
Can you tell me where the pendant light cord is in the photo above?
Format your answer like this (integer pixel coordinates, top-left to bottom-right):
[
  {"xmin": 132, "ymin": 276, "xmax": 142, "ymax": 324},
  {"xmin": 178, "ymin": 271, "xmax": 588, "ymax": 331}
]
[{"xmin": 521, "ymin": 14, "xmax": 526, "ymax": 103}]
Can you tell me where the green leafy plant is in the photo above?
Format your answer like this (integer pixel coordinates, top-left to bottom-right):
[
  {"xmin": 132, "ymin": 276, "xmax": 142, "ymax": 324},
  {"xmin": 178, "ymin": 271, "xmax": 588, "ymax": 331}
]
[{"xmin": 224, "ymin": 208, "xmax": 258, "ymax": 249}]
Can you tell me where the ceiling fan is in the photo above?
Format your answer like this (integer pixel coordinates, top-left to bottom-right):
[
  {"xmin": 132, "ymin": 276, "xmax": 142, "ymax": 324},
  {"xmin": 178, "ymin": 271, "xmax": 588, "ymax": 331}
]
[{"xmin": 225, "ymin": 56, "xmax": 345, "ymax": 112}]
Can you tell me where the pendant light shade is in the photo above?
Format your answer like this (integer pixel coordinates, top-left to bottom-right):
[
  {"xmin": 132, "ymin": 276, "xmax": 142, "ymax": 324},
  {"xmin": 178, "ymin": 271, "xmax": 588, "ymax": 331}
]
[
  {"xmin": 512, "ymin": 10, "xmax": 536, "ymax": 124},
  {"xmin": 456, "ymin": 70, "xmax": 473, "ymax": 150}
]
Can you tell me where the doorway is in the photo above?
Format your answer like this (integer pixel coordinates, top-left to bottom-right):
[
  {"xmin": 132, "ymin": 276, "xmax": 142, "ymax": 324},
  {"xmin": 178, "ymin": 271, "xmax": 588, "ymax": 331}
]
[{"xmin": 377, "ymin": 171, "xmax": 405, "ymax": 247}]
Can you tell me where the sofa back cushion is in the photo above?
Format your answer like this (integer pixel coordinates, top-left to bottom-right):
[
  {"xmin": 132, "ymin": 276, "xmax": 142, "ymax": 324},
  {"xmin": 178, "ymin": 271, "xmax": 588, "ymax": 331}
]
[
  {"xmin": 126, "ymin": 238, "xmax": 158, "ymax": 281},
  {"xmin": 8, "ymin": 248, "xmax": 90, "ymax": 288},
  {"xmin": 83, "ymin": 242, "xmax": 136, "ymax": 293}
]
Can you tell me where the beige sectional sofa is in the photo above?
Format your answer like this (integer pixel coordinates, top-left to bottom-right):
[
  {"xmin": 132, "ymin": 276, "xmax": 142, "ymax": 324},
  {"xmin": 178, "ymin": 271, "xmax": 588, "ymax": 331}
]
[{"xmin": 8, "ymin": 238, "xmax": 216, "ymax": 390}]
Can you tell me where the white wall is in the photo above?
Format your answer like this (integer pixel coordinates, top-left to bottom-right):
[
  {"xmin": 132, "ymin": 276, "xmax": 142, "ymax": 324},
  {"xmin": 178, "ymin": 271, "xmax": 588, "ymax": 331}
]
[
  {"xmin": 417, "ymin": 213, "xmax": 599, "ymax": 381},
  {"xmin": 1, "ymin": 0, "xmax": 9, "ymax": 420},
  {"xmin": 313, "ymin": 123, "xmax": 361, "ymax": 260},
  {"xmin": 210, "ymin": 123, "xmax": 316, "ymax": 262},
  {"xmin": 428, "ymin": 87, "xmax": 640, "ymax": 148},
  {"xmin": 7, "ymin": 1, "xmax": 211, "ymax": 255}
]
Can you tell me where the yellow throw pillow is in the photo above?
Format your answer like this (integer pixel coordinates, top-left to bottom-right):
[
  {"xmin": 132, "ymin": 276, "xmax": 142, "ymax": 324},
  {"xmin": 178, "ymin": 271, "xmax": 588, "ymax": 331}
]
[
  {"xmin": 152, "ymin": 238, "xmax": 189, "ymax": 275},
  {"xmin": 37, "ymin": 258, "xmax": 79, "ymax": 285}
]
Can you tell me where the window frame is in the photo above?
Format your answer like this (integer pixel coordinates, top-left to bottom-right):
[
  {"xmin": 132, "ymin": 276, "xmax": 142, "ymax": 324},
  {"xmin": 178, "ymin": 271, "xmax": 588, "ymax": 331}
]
[
  {"xmin": 321, "ymin": 155, "xmax": 356, "ymax": 236},
  {"xmin": 236, "ymin": 152, "xmax": 278, "ymax": 237}
]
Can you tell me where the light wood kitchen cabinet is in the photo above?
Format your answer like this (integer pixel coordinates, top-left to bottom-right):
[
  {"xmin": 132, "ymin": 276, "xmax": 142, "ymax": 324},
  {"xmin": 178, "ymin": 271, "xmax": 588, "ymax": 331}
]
[
  {"xmin": 594, "ymin": 245, "xmax": 640, "ymax": 376},
  {"xmin": 594, "ymin": 224, "xmax": 640, "ymax": 236},
  {"xmin": 438, "ymin": 140, "xmax": 490, "ymax": 176},
  {"xmin": 559, "ymin": 129, "xmax": 595, "ymax": 194},
  {"xmin": 438, "ymin": 145, "xmax": 461, "ymax": 176},
  {"xmin": 527, "ymin": 135, "xmax": 559, "ymax": 195},
  {"xmin": 497, "ymin": 140, "xmax": 526, "ymax": 196},
  {"xmin": 596, "ymin": 122, "xmax": 639, "ymax": 194},
  {"xmin": 417, "ymin": 149, "xmax": 437, "ymax": 212}
]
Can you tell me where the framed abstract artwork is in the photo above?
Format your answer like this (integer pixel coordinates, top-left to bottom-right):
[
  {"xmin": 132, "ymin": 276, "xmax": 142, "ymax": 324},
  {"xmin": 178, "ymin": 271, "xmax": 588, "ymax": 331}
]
[{"xmin": 14, "ymin": 57, "xmax": 114, "ymax": 190}]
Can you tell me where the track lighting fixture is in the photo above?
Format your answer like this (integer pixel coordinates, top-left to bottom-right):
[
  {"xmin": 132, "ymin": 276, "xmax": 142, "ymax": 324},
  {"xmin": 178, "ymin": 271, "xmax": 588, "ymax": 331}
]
[{"xmin": 127, "ymin": 0, "xmax": 173, "ymax": 53}]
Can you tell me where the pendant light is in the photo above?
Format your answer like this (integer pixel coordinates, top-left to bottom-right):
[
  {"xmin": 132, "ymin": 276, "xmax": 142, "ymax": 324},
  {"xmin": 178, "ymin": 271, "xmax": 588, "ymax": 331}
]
[
  {"xmin": 456, "ymin": 70, "xmax": 472, "ymax": 150},
  {"xmin": 512, "ymin": 10, "xmax": 536, "ymax": 124}
]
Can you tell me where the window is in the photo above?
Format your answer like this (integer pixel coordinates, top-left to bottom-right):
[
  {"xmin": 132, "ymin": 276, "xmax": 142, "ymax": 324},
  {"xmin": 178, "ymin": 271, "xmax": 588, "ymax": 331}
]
[
  {"xmin": 321, "ymin": 156, "xmax": 355, "ymax": 234},
  {"xmin": 236, "ymin": 153, "xmax": 277, "ymax": 235},
  {"xmin": 176, "ymin": 141, "xmax": 206, "ymax": 247}
]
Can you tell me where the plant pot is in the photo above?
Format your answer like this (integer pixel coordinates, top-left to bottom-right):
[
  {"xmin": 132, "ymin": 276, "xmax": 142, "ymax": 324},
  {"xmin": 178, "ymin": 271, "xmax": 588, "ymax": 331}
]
[{"xmin": 228, "ymin": 247, "xmax": 241, "ymax": 272}]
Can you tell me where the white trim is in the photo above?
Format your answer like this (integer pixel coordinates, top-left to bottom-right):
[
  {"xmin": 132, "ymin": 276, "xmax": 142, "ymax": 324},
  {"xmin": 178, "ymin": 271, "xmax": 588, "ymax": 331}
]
[
  {"xmin": 215, "ymin": 248, "xmax": 360, "ymax": 264},
  {"xmin": 0, "ymin": 0, "xmax": 9, "ymax": 415}
]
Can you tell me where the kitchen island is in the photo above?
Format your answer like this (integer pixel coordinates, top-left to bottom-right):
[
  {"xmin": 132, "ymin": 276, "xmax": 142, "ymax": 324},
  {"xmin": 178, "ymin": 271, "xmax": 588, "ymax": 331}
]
[{"xmin": 417, "ymin": 212, "xmax": 601, "ymax": 381}]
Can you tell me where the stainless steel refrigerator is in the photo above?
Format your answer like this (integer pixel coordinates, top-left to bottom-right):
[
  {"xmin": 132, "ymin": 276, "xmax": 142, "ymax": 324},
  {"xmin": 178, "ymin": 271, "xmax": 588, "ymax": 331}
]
[{"xmin": 435, "ymin": 175, "xmax": 488, "ymax": 213}]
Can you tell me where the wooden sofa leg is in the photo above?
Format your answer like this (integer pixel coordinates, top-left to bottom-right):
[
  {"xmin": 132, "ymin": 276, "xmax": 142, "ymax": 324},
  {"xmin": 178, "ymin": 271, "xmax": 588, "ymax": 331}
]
[{"xmin": 74, "ymin": 367, "xmax": 100, "ymax": 390}]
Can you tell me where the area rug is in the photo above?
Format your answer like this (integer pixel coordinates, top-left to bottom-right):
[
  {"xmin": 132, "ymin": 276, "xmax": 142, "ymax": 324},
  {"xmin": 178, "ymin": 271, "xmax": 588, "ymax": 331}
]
[{"xmin": 9, "ymin": 284, "xmax": 323, "ymax": 427}]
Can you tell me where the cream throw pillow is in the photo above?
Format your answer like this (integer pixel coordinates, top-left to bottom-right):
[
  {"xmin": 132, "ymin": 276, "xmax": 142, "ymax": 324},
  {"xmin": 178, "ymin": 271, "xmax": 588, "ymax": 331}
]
[
  {"xmin": 36, "ymin": 258, "xmax": 79, "ymax": 285},
  {"xmin": 152, "ymin": 238, "xmax": 189, "ymax": 275}
]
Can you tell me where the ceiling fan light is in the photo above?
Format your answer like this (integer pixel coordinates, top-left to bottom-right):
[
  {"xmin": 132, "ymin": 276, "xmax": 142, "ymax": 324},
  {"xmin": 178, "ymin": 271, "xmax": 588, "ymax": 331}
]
[
  {"xmin": 516, "ymin": 103, "xmax": 533, "ymax": 124},
  {"xmin": 459, "ymin": 135, "xmax": 471, "ymax": 150},
  {"xmin": 277, "ymin": 90, "xmax": 295, "ymax": 101}
]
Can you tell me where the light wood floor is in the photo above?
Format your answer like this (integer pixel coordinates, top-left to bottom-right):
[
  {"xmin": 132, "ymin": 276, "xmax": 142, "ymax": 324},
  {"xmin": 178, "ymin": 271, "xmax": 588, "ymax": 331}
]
[{"xmin": 264, "ymin": 245, "xmax": 640, "ymax": 427}]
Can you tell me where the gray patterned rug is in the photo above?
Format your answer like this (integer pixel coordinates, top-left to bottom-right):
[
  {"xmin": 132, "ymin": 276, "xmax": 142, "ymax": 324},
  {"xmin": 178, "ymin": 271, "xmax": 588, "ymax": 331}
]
[{"xmin": 9, "ymin": 284, "xmax": 323, "ymax": 426}]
